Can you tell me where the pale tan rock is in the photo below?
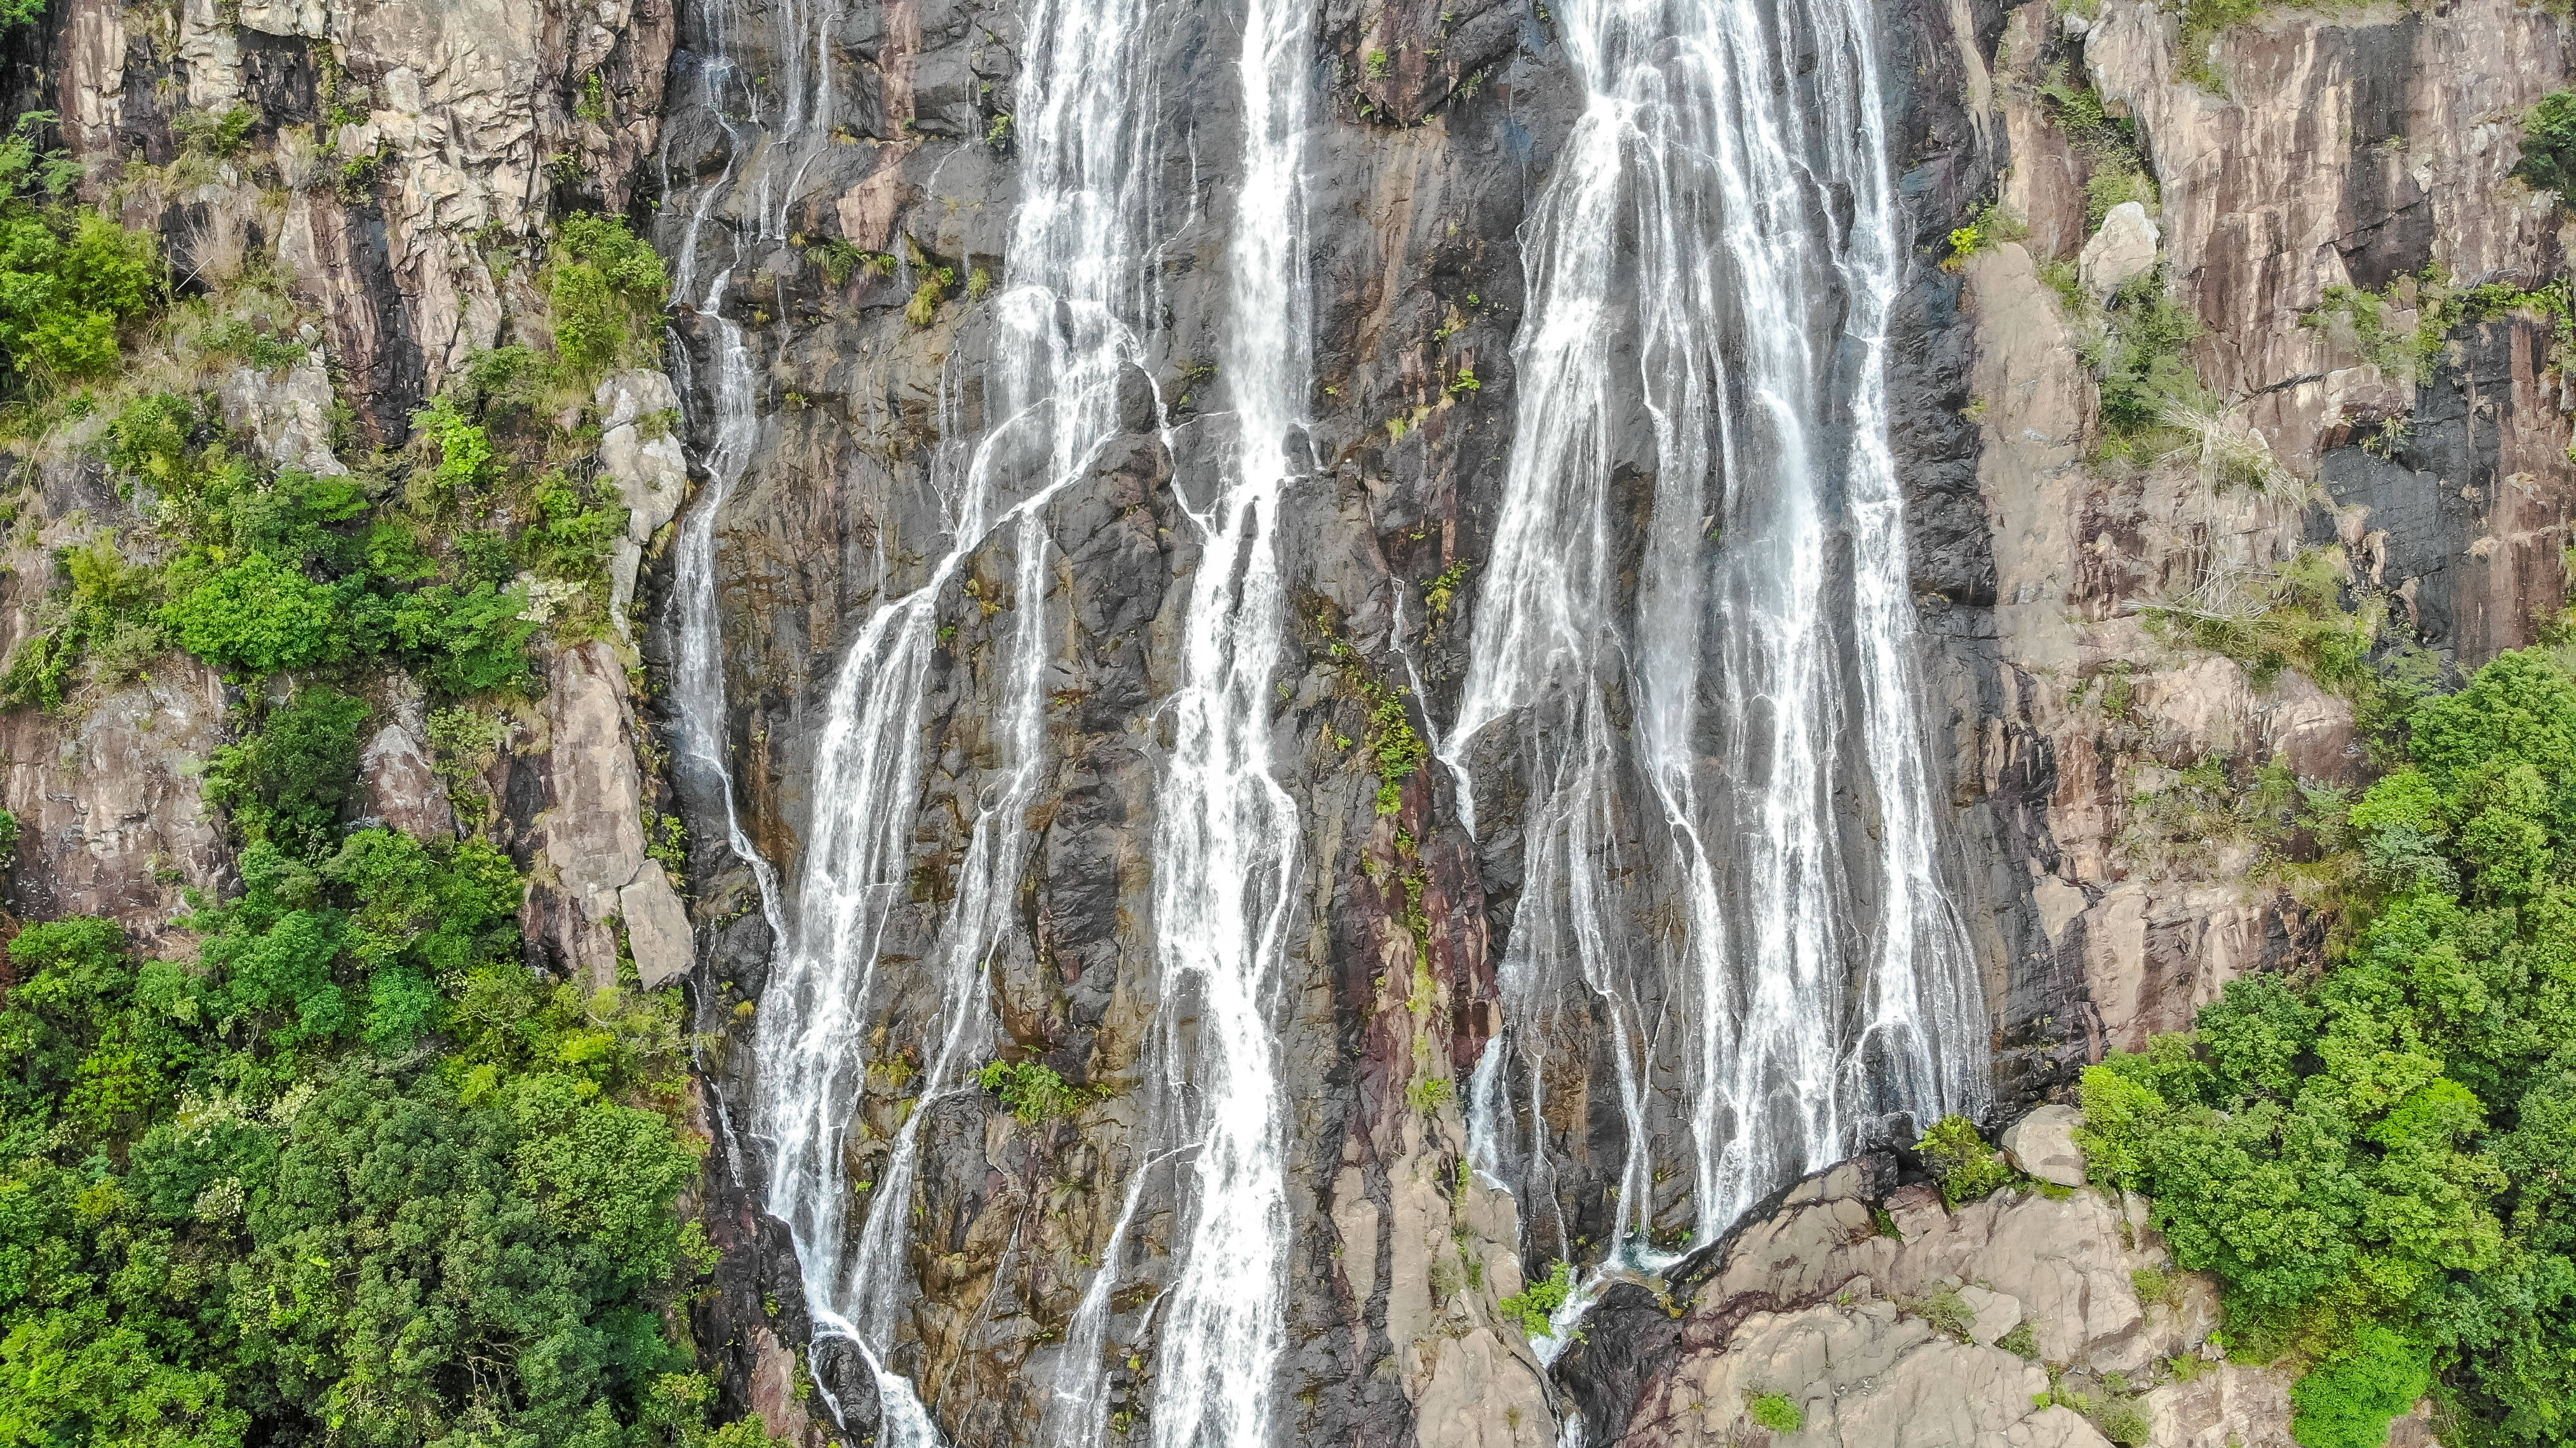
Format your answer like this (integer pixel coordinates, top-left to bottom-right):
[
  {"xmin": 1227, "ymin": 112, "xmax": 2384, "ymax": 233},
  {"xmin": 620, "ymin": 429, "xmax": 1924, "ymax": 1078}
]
[
  {"xmin": 0, "ymin": 666, "xmax": 231, "ymax": 948},
  {"xmin": 1885, "ymin": 1181, "xmax": 1949, "ymax": 1244},
  {"xmin": 236, "ymin": 0, "xmax": 328, "ymax": 37},
  {"xmin": 60, "ymin": 0, "xmax": 126, "ymax": 169},
  {"xmin": 530, "ymin": 641, "xmax": 692, "ymax": 987},
  {"xmin": 1410, "ymin": 1329, "xmax": 1552, "ymax": 1448},
  {"xmin": 1623, "ymin": 1165, "xmax": 2295, "ymax": 1445},
  {"xmin": 595, "ymin": 370, "xmax": 691, "ymax": 633},
  {"xmin": 218, "ymin": 358, "xmax": 349, "ymax": 478},
  {"xmin": 2006, "ymin": 1405, "xmax": 2119, "ymax": 1448},
  {"xmin": 1957, "ymin": 1282, "xmax": 2027, "ymax": 1346},
  {"xmin": 2001, "ymin": 1104, "xmax": 2088, "ymax": 1187},
  {"xmin": 1636, "ymin": 1299, "xmax": 2059, "ymax": 1447},
  {"xmin": 1332, "ymin": 1165, "xmax": 1381, "ymax": 1305},
  {"xmin": 2077, "ymin": 201, "xmax": 2160, "ymax": 301},
  {"xmin": 359, "ymin": 719, "xmax": 453, "ymax": 841},
  {"xmin": 2145, "ymin": 1360, "xmax": 2299, "ymax": 1448}
]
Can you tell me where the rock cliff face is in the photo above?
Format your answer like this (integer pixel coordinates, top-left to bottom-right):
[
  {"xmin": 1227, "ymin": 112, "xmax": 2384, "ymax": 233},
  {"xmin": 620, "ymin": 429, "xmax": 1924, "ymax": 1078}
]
[
  {"xmin": 0, "ymin": 0, "xmax": 2565, "ymax": 1442},
  {"xmin": 1954, "ymin": 0, "xmax": 2573, "ymax": 1068},
  {"xmin": 0, "ymin": 0, "xmax": 687, "ymax": 979}
]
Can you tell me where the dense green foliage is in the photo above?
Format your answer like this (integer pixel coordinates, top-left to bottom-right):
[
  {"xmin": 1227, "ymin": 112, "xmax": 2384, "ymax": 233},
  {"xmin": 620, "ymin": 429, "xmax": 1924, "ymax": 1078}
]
[
  {"xmin": 201, "ymin": 685, "xmax": 373, "ymax": 859},
  {"xmin": 2085, "ymin": 269, "xmax": 2207, "ymax": 443},
  {"xmin": 546, "ymin": 214, "xmax": 669, "ymax": 378},
  {"xmin": 0, "ymin": 331, "xmax": 641, "ymax": 707},
  {"xmin": 2513, "ymin": 89, "xmax": 2576, "ymax": 209},
  {"xmin": 2077, "ymin": 645, "xmax": 2576, "ymax": 1447},
  {"xmin": 1498, "ymin": 1259, "xmax": 1574, "ymax": 1338},
  {"xmin": 1915, "ymin": 1113, "xmax": 2015, "ymax": 1207},
  {"xmin": 0, "ymin": 390, "xmax": 563, "ymax": 705},
  {"xmin": 971, "ymin": 1059, "xmax": 1108, "ymax": 1124},
  {"xmin": 0, "ymin": 113, "xmax": 161, "ymax": 385},
  {"xmin": 0, "ymin": 666, "xmax": 771, "ymax": 1446},
  {"xmin": 1745, "ymin": 1393, "xmax": 1804, "ymax": 1433}
]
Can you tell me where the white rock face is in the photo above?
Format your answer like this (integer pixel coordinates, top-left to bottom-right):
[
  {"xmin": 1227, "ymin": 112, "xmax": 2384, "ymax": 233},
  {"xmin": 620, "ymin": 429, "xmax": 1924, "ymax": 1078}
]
[
  {"xmin": 219, "ymin": 358, "xmax": 349, "ymax": 478},
  {"xmin": 594, "ymin": 370, "xmax": 690, "ymax": 634},
  {"xmin": 2078, "ymin": 199, "xmax": 2161, "ymax": 301},
  {"xmin": 359, "ymin": 724, "xmax": 454, "ymax": 841},
  {"xmin": 2002, "ymin": 1104, "xmax": 2090, "ymax": 1187},
  {"xmin": 0, "ymin": 666, "xmax": 232, "ymax": 946}
]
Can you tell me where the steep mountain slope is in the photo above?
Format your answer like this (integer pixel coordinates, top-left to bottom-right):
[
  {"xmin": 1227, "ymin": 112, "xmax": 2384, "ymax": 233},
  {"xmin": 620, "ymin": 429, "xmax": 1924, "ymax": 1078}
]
[{"xmin": 0, "ymin": 0, "xmax": 2564, "ymax": 1444}]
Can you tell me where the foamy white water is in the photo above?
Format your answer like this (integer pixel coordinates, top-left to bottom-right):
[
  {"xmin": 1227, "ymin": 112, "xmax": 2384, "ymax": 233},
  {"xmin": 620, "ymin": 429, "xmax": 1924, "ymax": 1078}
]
[{"xmin": 1452, "ymin": 0, "xmax": 1989, "ymax": 1280}]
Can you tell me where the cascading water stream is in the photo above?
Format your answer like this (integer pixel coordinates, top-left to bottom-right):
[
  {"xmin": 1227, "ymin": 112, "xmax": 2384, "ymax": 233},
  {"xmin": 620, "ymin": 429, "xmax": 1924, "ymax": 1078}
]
[
  {"xmin": 661, "ymin": 0, "xmax": 1171, "ymax": 1440},
  {"xmin": 1130, "ymin": 0, "xmax": 1313, "ymax": 1441},
  {"xmin": 1451, "ymin": 0, "xmax": 1989, "ymax": 1325}
]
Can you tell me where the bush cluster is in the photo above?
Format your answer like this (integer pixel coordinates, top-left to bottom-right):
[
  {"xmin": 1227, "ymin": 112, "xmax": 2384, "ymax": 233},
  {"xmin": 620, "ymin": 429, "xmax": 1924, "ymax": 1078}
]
[
  {"xmin": 2077, "ymin": 646, "xmax": 2576, "ymax": 1447},
  {"xmin": 3, "ymin": 328, "xmax": 638, "ymax": 707},
  {"xmin": 0, "ymin": 112, "xmax": 161, "ymax": 385},
  {"xmin": 1916, "ymin": 1113, "xmax": 2015, "ymax": 1207},
  {"xmin": 0, "ymin": 674, "xmax": 770, "ymax": 1445}
]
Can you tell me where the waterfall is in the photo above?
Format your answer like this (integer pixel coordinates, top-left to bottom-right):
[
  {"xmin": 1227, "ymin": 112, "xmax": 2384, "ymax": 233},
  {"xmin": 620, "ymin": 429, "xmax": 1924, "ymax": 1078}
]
[
  {"xmin": 1452, "ymin": 0, "xmax": 1989, "ymax": 1280},
  {"xmin": 661, "ymin": 0, "xmax": 1170, "ymax": 1438},
  {"xmin": 1134, "ymin": 0, "xmax": 1312, "ymax": 1440}
]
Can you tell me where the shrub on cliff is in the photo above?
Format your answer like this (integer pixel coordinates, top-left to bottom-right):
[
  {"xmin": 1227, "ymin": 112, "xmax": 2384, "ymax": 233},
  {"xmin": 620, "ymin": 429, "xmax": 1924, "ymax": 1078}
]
[
  {"xmin": 1, "ymin": 390, "xmax": 562, "ymax": 704},
  {"xmin": 547, "ymin": 211, "xmax": 668, "ymax": 377},
  {"xmin": 0, "ymin": 112, "xmax": 161, "ymax": 387},
  {"xmin": 201, "ymin": 684, "xmax": 373, "ymax": 859},
  {"xmin": 1917, "ymin": 1113, "xmax": 2013, "ymax": 1207},
  {"xmin": 2076, "ymin": 645, "xmax": 2576, "ymax": 1446},
  {"xmin": 2512, "ymin": 89, "xmax": 2576, "ymax": 209}
]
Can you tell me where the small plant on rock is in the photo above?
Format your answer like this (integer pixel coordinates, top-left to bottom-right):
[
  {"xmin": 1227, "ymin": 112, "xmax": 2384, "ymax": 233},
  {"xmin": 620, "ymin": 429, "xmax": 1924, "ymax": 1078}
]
[
  {"xmin": 1997, "ymin": 1320, "xmax": 2042, "ymax": 1359},
  {"xmin": 972, "ymin": 1058, "xmax": 1108, "ymax": 1123},
  {"xmin": 1497, "ymin": 1258, "xmax": 1573, "ymax": 1337},
  {"xmin": 1745, "ymin": 1391, "xmax": 1804, "ymax": 1433},
  {"xmin": 2514, "ymin": 87, "xmax": 2576, "ymax": 208},
  {"xmin": 1915, "ymin": 1113, "xmax": 2013, "ymax": 1207},
  {"xmin": 1900, "ymin": 1282, "xmax": 1978, "ymax": 1341}
]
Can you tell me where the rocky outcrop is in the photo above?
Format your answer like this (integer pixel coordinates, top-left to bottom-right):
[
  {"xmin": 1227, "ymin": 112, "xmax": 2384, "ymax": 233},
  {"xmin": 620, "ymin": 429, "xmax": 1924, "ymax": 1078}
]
[
  {"xmin": 0, "ymin": 662, "xmax": 232, "ymax": 946},
  {"xmin": 2002, "ymin": 1104, "xmax": 2088, "ymax": 1188},
  {"xmin": 62, "ymin": 0, "xmax": 673, "ymax": 422},
  {"xmin": 497, "ymin": 640, "xmax": 694, "ymax": 988},
  {"xmin": 1567, "ymin": 1138, "xmax": 2295, "ymax": 1447},
  {"xmin": 596, "ymin": 368, "xmax": 690, "ymax": 634},
  {"xmin": 1, "ymin": 0, "xmax": 693, "ymax": 989}
]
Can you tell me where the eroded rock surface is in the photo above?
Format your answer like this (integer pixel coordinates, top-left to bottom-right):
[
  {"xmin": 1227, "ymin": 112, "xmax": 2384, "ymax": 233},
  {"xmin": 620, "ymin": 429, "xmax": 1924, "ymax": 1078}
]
[
  {"xmin": 1582, "ymin": 1144, "xmax": 2294, "ymax": 1448},
  {"xmin": 1954, "ymin": 0, "xmax": 2575, "ymax": 1070}
]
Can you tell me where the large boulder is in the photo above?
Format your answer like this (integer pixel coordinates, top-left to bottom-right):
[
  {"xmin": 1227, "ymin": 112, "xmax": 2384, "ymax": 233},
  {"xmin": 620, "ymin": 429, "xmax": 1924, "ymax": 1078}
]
[
  {"xmin": 2002, "ymin": 1105, "xmax": 2089, "ymax": 1188},
  {"xmin": 2078, "ymin": 200, "xmax": 2161, "ymax": 301}
]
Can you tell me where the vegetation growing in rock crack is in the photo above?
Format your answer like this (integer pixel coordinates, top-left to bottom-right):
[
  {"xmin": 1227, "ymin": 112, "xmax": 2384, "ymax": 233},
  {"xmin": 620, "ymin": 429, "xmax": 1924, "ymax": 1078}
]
[
  {"xmin": 0, "ymin": 248, "xmax": 650, "ymax": 709},
  {"xmin": 1745, "ymin": 1391, "xmax": 1804, "ymax": 1433},
  {"xmin": 974, "ymin": 1058, "xmax": 1111, "ymax": 1124},
  {"xmin": 1498, "ymin": 1258, "xmax": 1574, "ymax": 1337}
]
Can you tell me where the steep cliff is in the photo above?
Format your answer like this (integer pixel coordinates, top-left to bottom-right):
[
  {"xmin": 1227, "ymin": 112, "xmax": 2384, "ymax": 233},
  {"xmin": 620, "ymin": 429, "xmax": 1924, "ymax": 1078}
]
[{"xmin": 0, "ymin": 0, "xmax": 2566, "ymax": 1444}]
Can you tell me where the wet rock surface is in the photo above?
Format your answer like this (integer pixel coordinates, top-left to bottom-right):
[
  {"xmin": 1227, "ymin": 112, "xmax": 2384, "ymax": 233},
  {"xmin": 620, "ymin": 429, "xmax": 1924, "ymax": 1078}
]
[{"xmin": 0, "ymin": 0, "xmax": 2563, "ymax": 1440}]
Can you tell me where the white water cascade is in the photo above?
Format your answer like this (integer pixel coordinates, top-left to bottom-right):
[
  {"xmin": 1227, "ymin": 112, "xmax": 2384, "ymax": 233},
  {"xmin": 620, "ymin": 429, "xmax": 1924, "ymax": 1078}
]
[
  {"xmin": 661, "ymin": 0, "xmax": 1173, "ymax": 1440},
  {"xmin": 1132, "ymin": 0, "xmax": 1313, "ymax": 1442},
  {"xmin": 1452, "ymin": 0, "xmax": 1990, "ymax": 1286}
]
